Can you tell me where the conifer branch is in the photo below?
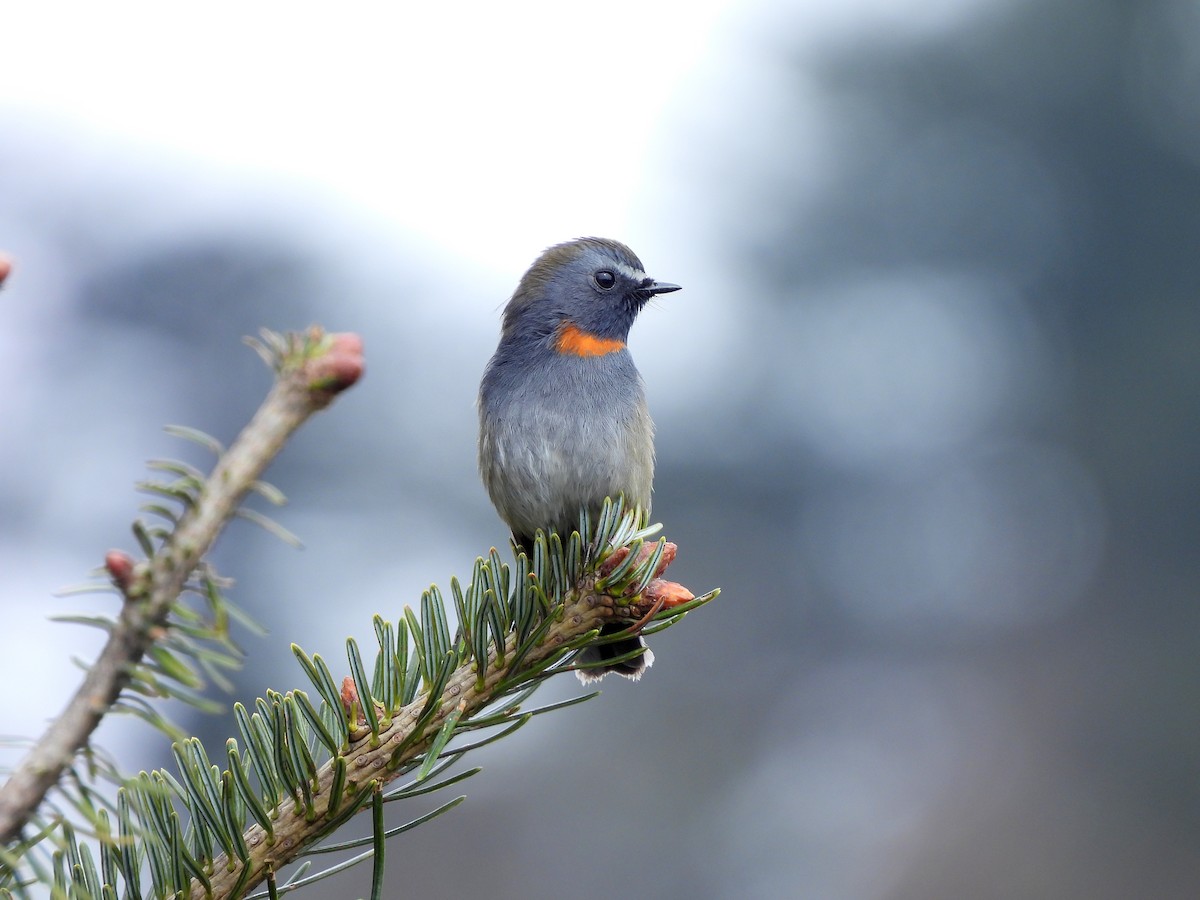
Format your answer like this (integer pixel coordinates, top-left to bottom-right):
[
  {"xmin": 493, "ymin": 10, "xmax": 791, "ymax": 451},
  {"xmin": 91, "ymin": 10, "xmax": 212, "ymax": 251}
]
[
  {"xmin": 200, "ymin": 545, "xmax": 698, "ymax": 899},
  {"xmin": 0, "ymin": 329, "xmax": 364, "ymax": 846}
]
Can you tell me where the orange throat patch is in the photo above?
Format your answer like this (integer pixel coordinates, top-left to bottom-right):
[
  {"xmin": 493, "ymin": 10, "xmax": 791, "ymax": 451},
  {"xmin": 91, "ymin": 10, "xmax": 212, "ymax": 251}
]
[{"xmin": 555, "ymin": 322, "xmax": 626, "ymax": 357}]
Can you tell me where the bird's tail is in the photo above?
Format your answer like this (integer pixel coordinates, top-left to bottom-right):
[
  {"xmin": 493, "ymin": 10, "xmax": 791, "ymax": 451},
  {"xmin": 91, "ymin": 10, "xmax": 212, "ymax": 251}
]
[{"xmin": 574, "ymin": 624, "xmax": 654, "ymax": 683}]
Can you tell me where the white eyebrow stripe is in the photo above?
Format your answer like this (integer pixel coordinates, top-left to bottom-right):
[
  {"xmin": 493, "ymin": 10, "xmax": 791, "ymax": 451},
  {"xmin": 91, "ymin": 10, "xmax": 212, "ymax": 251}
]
[{"xmin": 613, "ymin": 261, "xmax": 646, "ymax": 282}]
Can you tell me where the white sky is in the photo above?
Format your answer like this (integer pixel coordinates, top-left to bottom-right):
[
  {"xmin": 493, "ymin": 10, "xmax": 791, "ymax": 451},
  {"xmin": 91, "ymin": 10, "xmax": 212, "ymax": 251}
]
[
  {"xmin": 0, "ymin": 1, "xmax": 736, "ymax": 268},
  {"xmin": 0, "ymin": 0, "xmax": 1007, "ymax": 267}
]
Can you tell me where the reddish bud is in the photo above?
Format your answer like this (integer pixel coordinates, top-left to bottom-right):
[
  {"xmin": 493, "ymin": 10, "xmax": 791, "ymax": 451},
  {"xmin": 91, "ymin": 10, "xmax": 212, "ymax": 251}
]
[
  {"xmin": 308, "ymin": 332, "xmax": 365, "ymax": 393},
  {"xmin": 598, "ymin": 546, "xmax": 630, "ymax": 576},
  {"xmin": 598, "ymin": 541, "xmax": 677, "ymax": 583},
  {"xmin": 105, "ymin": 550, "xmax": 136, "ymax": 592},
  {"xmin": 340, "ymin": 676, "xmax": 359, "ymax": 717},
  {"xmin": 653, "ymin": 542, "xmax": 678, "ymax": 579},
  {"xmin": 643, "ymin": 578, "xmax": 694, "ymax": 609},
  {"xmin": 330, "ymin": 332, "xmax": 363, "ymax": 356}
]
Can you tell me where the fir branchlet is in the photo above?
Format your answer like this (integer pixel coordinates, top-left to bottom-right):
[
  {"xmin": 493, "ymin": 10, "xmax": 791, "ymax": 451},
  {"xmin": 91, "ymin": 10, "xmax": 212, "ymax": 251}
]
[{"xmin": 0, "ymin": 328, "xmax": 364, "ymax": 847}]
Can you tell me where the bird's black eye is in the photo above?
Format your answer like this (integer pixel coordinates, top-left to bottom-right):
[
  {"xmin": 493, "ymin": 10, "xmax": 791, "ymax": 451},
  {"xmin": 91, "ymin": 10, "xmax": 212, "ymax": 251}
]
[{"xmin": 593, "ymin": 269, "xmax": 617, "ymax": 290}]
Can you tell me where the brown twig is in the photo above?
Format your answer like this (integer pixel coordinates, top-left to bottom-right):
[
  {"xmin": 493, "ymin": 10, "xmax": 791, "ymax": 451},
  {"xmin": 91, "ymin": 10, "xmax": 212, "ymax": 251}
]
[{"xmin": 0, "ymin": 329, "xmax": 364, "ymax": 845}]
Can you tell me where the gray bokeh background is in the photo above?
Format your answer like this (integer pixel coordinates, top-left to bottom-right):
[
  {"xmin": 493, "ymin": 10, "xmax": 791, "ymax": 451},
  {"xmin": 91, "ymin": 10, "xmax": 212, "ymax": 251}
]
[{"xmin": 3, "ymin": 1, "xmax": 1199, "ymax": 897}]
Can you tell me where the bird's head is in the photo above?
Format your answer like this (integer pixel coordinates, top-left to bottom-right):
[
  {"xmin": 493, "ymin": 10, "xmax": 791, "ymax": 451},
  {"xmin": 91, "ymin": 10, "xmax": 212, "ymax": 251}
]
[{"xmin": 501, "ymin": 237, "xmax": 680, "ymax": 353}]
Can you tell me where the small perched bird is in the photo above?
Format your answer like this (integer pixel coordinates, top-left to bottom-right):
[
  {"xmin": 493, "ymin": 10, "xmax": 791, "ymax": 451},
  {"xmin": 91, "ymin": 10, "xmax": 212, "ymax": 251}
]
[{"xmin": 478, "ymin": 237, "xmax": 681, "ymax": 682}]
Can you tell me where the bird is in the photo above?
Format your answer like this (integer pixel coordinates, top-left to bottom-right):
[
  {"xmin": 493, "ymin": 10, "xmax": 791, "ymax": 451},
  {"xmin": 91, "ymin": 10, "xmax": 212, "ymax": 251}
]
[{"xmin": 478, "ymin": 237, "xmax": 681, "ymax": 682}]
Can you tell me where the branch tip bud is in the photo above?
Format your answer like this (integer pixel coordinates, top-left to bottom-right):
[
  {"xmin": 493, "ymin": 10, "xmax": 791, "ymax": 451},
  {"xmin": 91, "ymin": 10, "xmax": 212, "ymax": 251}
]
[
  {"xmin": 643, "ymin": 578, "xmax": 694, "ymax": 609},
  {"xmin": 104, "ymin": 550, "xmax": 136, "ymax": 593},
  {"xmin": 307, "ymin": 332, "xmax": 364, "ymax": 394}
]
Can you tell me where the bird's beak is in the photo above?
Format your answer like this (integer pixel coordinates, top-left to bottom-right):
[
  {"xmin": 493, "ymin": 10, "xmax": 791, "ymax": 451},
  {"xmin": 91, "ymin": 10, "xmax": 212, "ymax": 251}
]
[{"xmin": 644, "ymin": 280, "xmax": 682, "ymax": 295}]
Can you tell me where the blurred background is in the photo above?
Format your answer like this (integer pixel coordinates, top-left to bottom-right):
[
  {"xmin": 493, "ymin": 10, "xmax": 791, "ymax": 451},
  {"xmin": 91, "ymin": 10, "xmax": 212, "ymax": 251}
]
[{"xmin": 2, "ymin": 0, "xmax": 1198, "ymax": 897}]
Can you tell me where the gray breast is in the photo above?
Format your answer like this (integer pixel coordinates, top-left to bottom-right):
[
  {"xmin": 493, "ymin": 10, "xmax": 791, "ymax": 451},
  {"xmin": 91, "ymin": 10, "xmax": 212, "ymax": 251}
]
[{"xmin": 479, "ymin": 350, "xmax": 655, "ymax": 541}]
